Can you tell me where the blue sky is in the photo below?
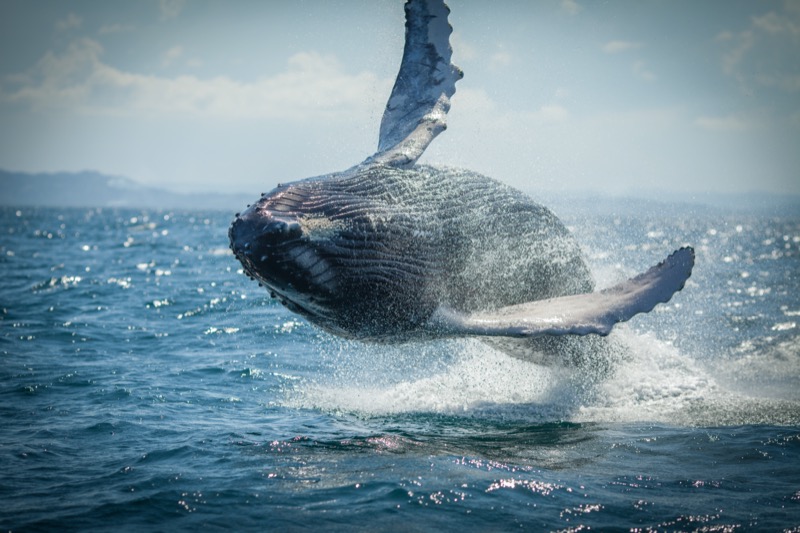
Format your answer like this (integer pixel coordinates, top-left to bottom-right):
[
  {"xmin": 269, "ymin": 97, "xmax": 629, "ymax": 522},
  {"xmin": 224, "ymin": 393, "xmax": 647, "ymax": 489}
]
[{"xmin": 1, "ymin": 0, "xmax": 798, "ymax": 198}]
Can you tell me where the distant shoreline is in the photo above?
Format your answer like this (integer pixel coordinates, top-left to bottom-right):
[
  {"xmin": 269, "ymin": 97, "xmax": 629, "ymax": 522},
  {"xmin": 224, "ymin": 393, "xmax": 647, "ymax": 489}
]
[
  {"xmin": 1, "ymin": 168, "xmax": 798, "ymax": 215},
  {"xmin": 0, "ymin": 169, "xmax": 252, "ymax": 211}
]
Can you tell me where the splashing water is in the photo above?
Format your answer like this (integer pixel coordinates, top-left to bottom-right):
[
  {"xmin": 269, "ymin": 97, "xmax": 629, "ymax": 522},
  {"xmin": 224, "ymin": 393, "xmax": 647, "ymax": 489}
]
[{"xmin": 284, "ymin": 327, "xmax": 799, "ymax": 427}]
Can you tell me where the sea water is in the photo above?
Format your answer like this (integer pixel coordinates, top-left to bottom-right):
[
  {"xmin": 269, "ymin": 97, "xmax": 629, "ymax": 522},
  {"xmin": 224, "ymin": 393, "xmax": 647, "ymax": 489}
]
[{"xmin": 1, "ymin": 201, "xmax": 799, "ymax": 531}]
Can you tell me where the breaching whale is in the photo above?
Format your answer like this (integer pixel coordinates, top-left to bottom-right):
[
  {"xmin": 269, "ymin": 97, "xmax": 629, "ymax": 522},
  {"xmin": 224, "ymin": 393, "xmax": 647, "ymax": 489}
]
[{"xmin": 228, "ymin": 0, "xmax": 694, "ymax": 364}]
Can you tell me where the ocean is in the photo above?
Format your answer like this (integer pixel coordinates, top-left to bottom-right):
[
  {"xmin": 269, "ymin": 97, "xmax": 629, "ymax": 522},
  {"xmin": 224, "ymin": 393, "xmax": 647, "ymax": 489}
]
[{"xmin": 1, "ymin": 200, "xmax": 799, "ymax": 531}]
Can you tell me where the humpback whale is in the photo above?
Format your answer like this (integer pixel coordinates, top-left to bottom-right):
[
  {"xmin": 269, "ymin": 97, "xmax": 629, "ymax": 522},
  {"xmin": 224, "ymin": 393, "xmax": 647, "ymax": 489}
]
[{"xmin": 229, "ymin": 0, "xmax": 694, "ymax": 364}]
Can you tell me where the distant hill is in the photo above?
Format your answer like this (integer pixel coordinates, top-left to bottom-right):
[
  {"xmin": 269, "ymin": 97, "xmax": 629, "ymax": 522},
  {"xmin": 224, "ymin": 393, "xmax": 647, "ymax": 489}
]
[
  {"xmin": 0, "ymin": 169, "xmax": 253, "ymax": 210},
  {"xmin": 2, "ymin": 168, "xmax": 797, "ymax": 215}
]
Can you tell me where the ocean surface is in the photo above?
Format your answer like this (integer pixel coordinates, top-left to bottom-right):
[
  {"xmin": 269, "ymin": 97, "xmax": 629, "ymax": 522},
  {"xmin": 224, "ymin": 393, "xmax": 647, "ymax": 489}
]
[{"xmin": 1, "ymin": 199, "xmax": 799, "ymax": 531}]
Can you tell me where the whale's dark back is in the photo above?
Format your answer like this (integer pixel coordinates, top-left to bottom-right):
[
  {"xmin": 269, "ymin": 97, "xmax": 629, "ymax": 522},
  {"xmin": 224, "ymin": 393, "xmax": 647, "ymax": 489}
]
[{"xmin": 241, "ymin": 165, "xmax": 593, "ymax": 341}]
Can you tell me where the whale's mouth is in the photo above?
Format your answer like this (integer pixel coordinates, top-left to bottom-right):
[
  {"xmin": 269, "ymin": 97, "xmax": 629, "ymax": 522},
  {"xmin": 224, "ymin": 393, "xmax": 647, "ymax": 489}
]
[{"xmin": 229, "ymin": 203, "xmax": 337, "ymax": 319}]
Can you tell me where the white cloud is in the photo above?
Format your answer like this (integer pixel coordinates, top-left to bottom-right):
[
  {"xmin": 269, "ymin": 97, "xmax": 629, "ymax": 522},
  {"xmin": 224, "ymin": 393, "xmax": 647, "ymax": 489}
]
[
  {"xmin": 561, "ymin": 0, "xmax": 582, "ymax": 16},
  {"xmin": 0, "ymin": 39, "xmax": 387, "ymax": 122},
  {"xmin": 489, "ymin": 48, "xmax": 512, "ymax": 70},
  {"xmin": 56, "ymin": 13, "xmax": 82, "ymax": 31},
  {"xmin": 449, "ymin": 87, "xmax": 497, "ymax": 115},
  {"xmin": 715, "ymin": 31, "xmax": 734, "ymax": 42},
  {"xmin": 2, "ymin": 39, "xmax": 102, "ymax": 110},
  {"xmin": 721, "ymin": 29, "xmax": 754, "ymax": 78},
  {"xmin": 158, "ymin": 0, "xmax": 186, "ymax": 21},
  {"xmin": 752, "ymin": 10, "xmax": 800, "ymax": 36},
  {"xmin": 162, "ymin": 45, "xmax": 183, "ymax": 68},
  {"xmin": 536, "ymin": 104, "xmax": 569, "ymax": 123},
  {"xmin": 694, "ymin": 115, "xmax": 750, "ymax": 132},
  {"xmin": 452, "ymin": 37, "xmax": 512, "ymax": 71},
  {"xmin": 718, "ymin": 3, "xmax": 800, "ymax": 94},
  {"xmin": 450, "ymin": 32, "xmax": 477, "ymax": 62},
  {"xmin": 449, "ymin": 88, "xmax": 567, "ymax": 125},
  {"xmin": 602, "ymin": 40, "xmax": 642, "ymax": 54},
  {"xmin": 600, "ymin": 42, "xmax": 654, "ymax": 82}
]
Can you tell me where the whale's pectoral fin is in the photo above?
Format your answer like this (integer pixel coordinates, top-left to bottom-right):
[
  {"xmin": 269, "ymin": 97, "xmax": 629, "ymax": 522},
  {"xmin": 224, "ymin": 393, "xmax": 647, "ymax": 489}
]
[
  {"xmin": 363, "ymin": 0, "xmax": 462, "ymax": 169},
  {"xmin": 427, "ymin": 247, "xmax": 695, "ymax": 338}
]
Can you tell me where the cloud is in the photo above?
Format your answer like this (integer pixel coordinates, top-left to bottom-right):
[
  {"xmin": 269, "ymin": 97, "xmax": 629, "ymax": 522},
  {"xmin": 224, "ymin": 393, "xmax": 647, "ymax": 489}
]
[
  {"xmin": 158, "ymin": 0, "xmax": 186, "ymax": 21},
  {"xmin": 162, "ymin": 45, "xmax": 183, "ymax": 68},
  {"xmin": 450, "ymin": 32, "xmax": 477, "ymax": 62},
  {"xmin": 720, "ymin": 29, "xmax": 754, "ymax": 78},
  {"xmin": 450, "ymin": 87, "xmax": 568, "ymax": 125},
  {"xmin": 600, "ymin": 42, "xmax": 654, "ymax": 82},
  {"xmin": 0, "ymin": 39, "xmax": 387, "ymax": 122},
  {"xmin": 56, "ymin": 13, "xmax": 82, "ymax": 31},
  {"xmin": 489, "ymin": 47, "xmax": 512, "ymax": 70},
  {"xmin": 718, "ymin": 3, "xmax": 800, "ymax": 94},
  {"xmin": 694, "ymin": 115, "xmax": 750, "ymax": 132},
  {"xmin": 561, "ymin": 0, "xmax": 582, "ymax": 16},
  {"xmin": 2, "ymin": 39, "xmax": 103, "ymax": 110},
  {"xmin": 449, "ymin": 87, "xmax": 496, "ymax": 115},
  {"xmin": 752, "ymin": 10, "xmax": 800, "ymax": 36},
  {"xmin": 536, "ymin": 104, "xmax": 569, "ymax": 123},
  {"xmin": 602, "ymin": 41, "xmax": 642, "ymax": 54}
]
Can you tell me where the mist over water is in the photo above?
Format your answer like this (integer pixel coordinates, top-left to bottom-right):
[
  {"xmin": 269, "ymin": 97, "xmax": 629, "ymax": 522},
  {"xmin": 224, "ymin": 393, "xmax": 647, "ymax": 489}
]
[{"xmin": 1, "ymin": 203, "xmax": 799, "ymax": 530}]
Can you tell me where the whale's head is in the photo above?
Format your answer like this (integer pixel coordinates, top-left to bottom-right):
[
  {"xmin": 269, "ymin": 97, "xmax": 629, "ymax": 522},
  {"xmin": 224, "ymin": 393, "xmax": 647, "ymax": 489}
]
[
  {"xmin": 229, "ymin": 184, "xmax": 341, "ymax": 323},
  {"xmin": 228, "ymin": 171, "xmax": 448, "ymax": 340}
]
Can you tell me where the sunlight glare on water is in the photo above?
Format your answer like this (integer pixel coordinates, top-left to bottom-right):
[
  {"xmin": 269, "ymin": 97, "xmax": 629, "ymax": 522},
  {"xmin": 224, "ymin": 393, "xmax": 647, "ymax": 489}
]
[{"xmin": 1, "ymin": 205, "xmax": 799, "ymax": 530}]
